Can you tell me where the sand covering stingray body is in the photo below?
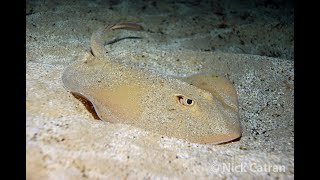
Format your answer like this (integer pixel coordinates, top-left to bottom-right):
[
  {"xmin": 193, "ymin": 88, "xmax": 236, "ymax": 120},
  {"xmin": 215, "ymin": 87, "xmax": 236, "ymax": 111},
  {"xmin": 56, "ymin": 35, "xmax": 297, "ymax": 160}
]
[{"xmin": 62, "ymin": 23, "xmax": 241, "ymax": 144}]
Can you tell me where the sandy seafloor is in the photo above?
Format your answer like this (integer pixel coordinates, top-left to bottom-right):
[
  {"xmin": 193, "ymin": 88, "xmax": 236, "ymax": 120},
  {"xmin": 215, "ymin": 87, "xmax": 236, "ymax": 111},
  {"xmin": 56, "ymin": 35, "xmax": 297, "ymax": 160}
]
[{"xmin": 26, "ymin": 0, "xmax": 294, "ymax": 179}]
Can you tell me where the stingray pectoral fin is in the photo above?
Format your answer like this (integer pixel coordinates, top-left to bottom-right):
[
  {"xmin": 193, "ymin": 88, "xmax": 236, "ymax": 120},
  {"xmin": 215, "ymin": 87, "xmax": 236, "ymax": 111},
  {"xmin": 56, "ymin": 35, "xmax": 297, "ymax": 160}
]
[
  {"xmin": 196, "ymin": 132, "xmax": 241, "ymax": 144},
  {"xmin": 85, "ymin": 85, "xmax": 143, "ymax": 123},
  {"xmin": 179, "ymin": 74, "xmax": 239, "ymax": 112}
]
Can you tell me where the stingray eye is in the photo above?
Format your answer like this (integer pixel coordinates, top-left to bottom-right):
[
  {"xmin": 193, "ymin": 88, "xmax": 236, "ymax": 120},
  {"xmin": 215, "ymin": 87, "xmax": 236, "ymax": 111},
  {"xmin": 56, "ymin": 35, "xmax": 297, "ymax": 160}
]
[
  {"xmin": 186, "ymin": 98, "xmax": 194, "ymax": 105},
  {"xmin": 175, "ymin": 94, "xmax": 195, "ymax": 107}
]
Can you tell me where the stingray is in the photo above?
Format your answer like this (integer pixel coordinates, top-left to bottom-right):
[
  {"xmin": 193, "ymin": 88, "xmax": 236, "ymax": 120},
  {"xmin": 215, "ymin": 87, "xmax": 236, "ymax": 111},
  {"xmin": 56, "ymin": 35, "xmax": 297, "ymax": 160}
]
[{"xmin": 62, "ymin": 23, "xmax": 241, "ymax": 144}]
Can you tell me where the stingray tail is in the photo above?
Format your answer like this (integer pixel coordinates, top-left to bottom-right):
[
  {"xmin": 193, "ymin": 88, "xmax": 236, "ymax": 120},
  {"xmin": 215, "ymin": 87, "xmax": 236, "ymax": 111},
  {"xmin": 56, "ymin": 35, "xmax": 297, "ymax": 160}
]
[{"xmin": 90, "ymin": 22, "xmax": 144, "ymax": 59}]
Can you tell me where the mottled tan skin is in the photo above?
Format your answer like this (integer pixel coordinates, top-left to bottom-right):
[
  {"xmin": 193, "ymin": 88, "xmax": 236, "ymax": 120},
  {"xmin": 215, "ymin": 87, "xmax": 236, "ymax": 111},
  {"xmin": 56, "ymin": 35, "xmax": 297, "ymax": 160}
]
[{"xmin": 62, "ymin": 23, "xmax": 241, "ymax": 144}]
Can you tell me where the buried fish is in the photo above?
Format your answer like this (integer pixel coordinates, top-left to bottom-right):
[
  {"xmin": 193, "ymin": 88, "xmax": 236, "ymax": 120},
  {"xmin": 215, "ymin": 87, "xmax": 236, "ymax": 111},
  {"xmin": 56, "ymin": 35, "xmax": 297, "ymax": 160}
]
[{"xmin": 62, "ymin": 23, "xmax": 241, "ymax": 144}]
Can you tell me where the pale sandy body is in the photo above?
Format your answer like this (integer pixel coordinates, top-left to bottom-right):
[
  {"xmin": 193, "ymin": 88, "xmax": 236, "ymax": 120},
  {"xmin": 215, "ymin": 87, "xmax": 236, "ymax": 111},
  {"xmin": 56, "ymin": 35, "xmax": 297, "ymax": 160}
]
[{"xmin": 62, "ymin": 23, "xmax": 241, "ymax": 144}]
